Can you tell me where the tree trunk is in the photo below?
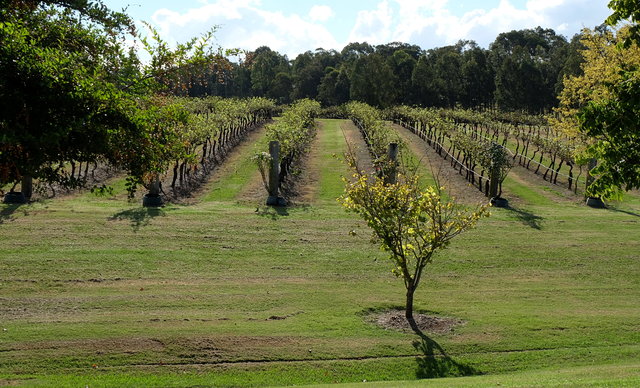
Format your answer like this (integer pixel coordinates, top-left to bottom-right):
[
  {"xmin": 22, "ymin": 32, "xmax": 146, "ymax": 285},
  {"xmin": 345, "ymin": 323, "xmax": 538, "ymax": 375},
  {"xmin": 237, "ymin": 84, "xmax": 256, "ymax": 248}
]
[{"xmin": 405, "ymin": 286, "xmax": 420, "ymax": 334}]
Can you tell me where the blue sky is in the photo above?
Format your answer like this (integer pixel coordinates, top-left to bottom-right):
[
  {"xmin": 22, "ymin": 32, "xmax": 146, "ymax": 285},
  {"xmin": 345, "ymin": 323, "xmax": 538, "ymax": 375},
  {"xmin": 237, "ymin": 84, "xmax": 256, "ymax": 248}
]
[{"xmin": 103, "ymin": 0, "xmax": 611, "ymax": 58}]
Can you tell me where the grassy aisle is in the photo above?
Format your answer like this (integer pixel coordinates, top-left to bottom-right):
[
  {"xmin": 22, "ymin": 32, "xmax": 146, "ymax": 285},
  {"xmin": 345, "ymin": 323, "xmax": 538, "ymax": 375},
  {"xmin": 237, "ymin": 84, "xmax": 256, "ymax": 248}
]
[
  {"xmin": 0, "ymin": 120, "xmax": 639, "ymax": 387},
  {"xmin": 317, "ymin": 119, "xmax": 351, "ymax": 203},
  {"xmin": 200, "ymin": 125, "xmax": 271, "ymax": 203}
]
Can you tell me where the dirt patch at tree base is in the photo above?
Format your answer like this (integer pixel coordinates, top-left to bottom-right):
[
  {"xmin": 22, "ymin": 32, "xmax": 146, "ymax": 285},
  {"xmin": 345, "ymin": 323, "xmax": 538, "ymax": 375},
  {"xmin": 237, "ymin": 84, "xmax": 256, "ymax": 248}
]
[{"xmin": 368, "ymin": 309, "xmax": 465, "ymax": 335}]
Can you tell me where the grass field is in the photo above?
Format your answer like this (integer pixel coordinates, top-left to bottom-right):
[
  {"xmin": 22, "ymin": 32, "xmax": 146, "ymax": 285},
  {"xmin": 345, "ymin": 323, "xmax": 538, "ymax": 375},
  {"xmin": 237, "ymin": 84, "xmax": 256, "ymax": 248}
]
[{"xmin": 1, "ymin": 119, "xmax": 639, "ymax": 387}]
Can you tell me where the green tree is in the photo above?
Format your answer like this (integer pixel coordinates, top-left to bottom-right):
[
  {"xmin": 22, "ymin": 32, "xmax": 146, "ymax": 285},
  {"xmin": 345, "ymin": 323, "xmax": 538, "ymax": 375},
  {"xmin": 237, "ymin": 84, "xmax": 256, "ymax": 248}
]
[
  {"xmin": 607, "ymin": 0, "xmax": 640, "ymax": 45},
  {"xmin": 578, "ymin": 70, "xmax": 640, "ymax": 197},
  {"xmin": 290, "ymin": 49, "xmax": 340, "ymax": 101},
  {"xmin": 431, "ymin": 45, "xmax": 464, "ymax": 108},
  {"xmin": 563, "ymin": 1, "xmax": 640, "ymax": 198},
  {"xmin": 387, "ymin": 50, "xmax": 417, "ymax": 105},
  {"xmin": 461, "ymin": 42, "xmax": 495, "ymax": 108},
  {"xmin": 341, "ymin": 169, "xmax": 488, "ymax": 333},
  {"xmin": 249, "ymin": 46, "xmax": 289, "ymax": 97},
  {"xmin": 411, "ymin": 55, "xmax": 439, "ymax": 107},
  {"xmin": 0, "ymin": 0, "xmax": 227, "ymax": 197},
  {"xmin": 350, "ymin": 53, "xmax": 396, "ymax": 108},
  {"xmin": 268, "ymin": 72, "xmax": 293, "ymax": 104},
  {"xmin": 0, "ymin": 1, "xmax": 138, "ymax": 189},
  {"xmin": 318, "ymin": 67, "xmax": 342, "ymax": 106},
  {"xmin": 490, "ymin": 27, "xmax": 568, "ymax": 112}
]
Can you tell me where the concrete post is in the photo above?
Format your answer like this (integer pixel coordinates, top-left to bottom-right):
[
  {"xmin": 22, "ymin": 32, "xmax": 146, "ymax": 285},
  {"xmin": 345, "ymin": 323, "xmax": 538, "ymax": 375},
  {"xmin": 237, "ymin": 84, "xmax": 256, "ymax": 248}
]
[
  {"xmin": 149, "ymin": 177, "xmax": 161, "ymax": 196},
  {"xmin": 21, "ymin": 175, "xmax": 32, "ymax": 199},
  {"xmin": 143, "ymin": 176, "xmax": 163, "ymax": 207},
  {"xmin": 489, "ymin": 162, "xmax": 499, "ymax": 199},
  {"xmin": 489, "ymin": 161, "xmax": 508, "ymax": 207},
  {"xmin": 266, "ymin": 141, "xmax": 285, "ymax": 206}
]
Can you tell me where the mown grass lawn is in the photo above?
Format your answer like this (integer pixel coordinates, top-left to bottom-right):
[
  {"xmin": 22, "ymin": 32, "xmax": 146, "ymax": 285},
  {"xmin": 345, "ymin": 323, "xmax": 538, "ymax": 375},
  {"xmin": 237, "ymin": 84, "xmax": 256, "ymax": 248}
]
[{"xmin": 0, "ymin": 119, "xmax": 639, "ymax": 387}]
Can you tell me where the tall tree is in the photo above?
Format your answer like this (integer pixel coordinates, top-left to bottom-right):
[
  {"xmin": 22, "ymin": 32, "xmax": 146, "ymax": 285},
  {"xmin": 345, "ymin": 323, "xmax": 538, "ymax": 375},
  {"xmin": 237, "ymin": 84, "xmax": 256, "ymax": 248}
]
[
  {"xmin": 0, "ymin": 1, "xmax": 138, "ymax": 188},
  {"xmin": 555, "ymin": 0, "xmax": 640, "ymax": 199},
  {"xmin": 387, "ymin": 50, "xmax": 417, "ymax": 105},
  {"xmin": 411, "ymin": 55, "xmax": 439, "ymax": 107},
  {"xmin": 490, "ymin": 27, "xmax": 568, "ymax": 112},
  {"xmin": 431, "ymin": 45, "xmax": 465, "ymax": 108},
  {"xmin": 290, "ymin": 51, "xmax": 324, "ymax": 100},
  {"xmin": 249, "ymin": 46, "xmax": 290, "ymax": 97},
  {"xmin": 349, "ymin": 53, "xmax": 396, "ymax": 108},
  {"xmin": 459, "ymin": 41, "xmax": 495, "ymax": 108},
  {"xmin": 268, "ymin": 72, "xmax": 293, "ymax": 104},
  {"xmin": 317, "ymin": 67, "xmax": 349, "ymax": 106}
]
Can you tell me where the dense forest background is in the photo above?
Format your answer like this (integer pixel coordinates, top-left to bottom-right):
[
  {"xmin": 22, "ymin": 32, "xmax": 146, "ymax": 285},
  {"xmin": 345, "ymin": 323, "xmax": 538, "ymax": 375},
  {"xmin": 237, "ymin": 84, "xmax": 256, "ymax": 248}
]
[{"xmin": 182, "ymin": 26, "xmax": 592, "ymax": 113}]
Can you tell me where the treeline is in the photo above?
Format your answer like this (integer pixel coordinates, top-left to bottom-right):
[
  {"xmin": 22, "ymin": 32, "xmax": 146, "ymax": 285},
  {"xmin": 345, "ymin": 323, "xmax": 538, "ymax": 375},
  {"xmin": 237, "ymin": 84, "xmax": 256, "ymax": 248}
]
[{"xmin": 183, "ymin": 26, "xmax": 587, "ymax": 114}]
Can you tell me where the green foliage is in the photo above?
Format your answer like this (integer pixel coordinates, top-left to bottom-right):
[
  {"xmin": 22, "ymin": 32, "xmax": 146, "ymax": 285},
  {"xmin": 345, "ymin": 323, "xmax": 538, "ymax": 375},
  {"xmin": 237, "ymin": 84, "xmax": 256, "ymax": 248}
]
[
  {"xmin": 490, "ymin": 27, "xmax": 569, "ymax": 113},
  {"xmin": 249, "ymin": 46, "xmax": 290, "ymax": 97},
  {"xmin": 571, "ymin": 1, "xmax": 640, "ymax": 197},
  {"xmin": 345, "ymin": 101, "xmax": 400, "ymax": 170},
  {"xmin": 0, "ymin": 2, "xmax": 138, "ymax": 187},
  {"xmin": 349, "ymin": 53, "xmax": 396, "ymax": 108},
  {"xmin": 256, "ymin": 98, "xmax": 320, "ymax": 193},
  {"xmin": 0, "ymin": 1, "xmax": 249, "ymax": 197},
  {"xmin": 555, "ymin": 23, "xmax": 640, "ymax": 199},
  {"xmin": 607, "ymin": 0, "xmax": 640, "ymax": 46},
  {"xmin": 578, "ymin": 68, "xmax": 640, "ymax": 197},
  {"xmin": 265, "ymin": 99, "xmax": 320, "ymax": 161},
  {"xmin": 341, "ymin": 169, "xmax": 488, "ymax": 326}
]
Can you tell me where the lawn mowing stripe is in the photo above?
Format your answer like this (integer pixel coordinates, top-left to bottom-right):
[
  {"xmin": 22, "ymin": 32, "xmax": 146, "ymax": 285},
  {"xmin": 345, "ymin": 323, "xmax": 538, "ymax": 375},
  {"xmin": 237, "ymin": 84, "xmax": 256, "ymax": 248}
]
[
  {"xmin": 200, "ymin": 125, "xmax": 270, "ymax": 203},
  {"xmin": 317, "ymin": 119, "xmax": 351, "ymax": 204}
]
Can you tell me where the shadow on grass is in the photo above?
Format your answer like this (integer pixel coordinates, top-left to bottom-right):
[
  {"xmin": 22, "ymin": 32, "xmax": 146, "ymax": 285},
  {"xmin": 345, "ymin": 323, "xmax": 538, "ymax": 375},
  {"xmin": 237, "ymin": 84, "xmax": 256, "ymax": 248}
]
[
  {"xmin": 109, "ymin": 207, "xmax": 166, "ymax": 231},
  {"xmin": 505, "ymin": 205, "xmax": 544, "ymax": 230},
  {"xmin": 0, "ymin": 203, "xmax": 24, "ymax": 224},
  {"xmin": 256, "ymin": 205, "xmax": 289, "ymax": 220},
  {"xmin": 607, "ymin": 206, "xmax": 640, "ymax": 218},
  {"xmin": 413, "ymin": 333, "xmax": 481, "ymax": 379}
]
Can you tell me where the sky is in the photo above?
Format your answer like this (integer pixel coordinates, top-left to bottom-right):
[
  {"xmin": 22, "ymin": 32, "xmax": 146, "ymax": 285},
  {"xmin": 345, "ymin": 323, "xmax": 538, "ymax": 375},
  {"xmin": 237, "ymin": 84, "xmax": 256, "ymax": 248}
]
[{"xmin": 102, "ymin": 0, "xmax": 612, "ymax": 59}]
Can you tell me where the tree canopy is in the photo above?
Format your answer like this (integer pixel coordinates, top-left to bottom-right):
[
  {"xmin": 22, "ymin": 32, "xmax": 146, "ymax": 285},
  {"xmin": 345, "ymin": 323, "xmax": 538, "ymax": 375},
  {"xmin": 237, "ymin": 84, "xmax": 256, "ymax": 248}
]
[
  {"xmin": 0, "ymin": 0, "xmax": 228, "ymax": 194},
  {"xmin": 574, "ymin": 1, "xmax": 640, "ymax": 198}
]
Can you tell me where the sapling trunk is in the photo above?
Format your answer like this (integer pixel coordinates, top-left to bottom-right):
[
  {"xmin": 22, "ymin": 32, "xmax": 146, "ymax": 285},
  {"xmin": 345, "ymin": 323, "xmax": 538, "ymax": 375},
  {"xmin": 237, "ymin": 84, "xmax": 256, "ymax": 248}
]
[{"xmin": 405, "ymin": 286, "xmax": 420, "ymax": 334}]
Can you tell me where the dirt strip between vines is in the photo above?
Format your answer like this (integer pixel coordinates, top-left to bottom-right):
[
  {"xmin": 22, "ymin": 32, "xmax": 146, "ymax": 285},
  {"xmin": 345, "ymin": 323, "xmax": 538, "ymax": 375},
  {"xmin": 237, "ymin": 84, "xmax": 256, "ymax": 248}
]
[
  {"xmin": 392, "ymin": 123, "xmax": 487, "ymax": 206},
  {"xmin": 196, "ymin": 123, "xmax": 269, "ymax": 204}
]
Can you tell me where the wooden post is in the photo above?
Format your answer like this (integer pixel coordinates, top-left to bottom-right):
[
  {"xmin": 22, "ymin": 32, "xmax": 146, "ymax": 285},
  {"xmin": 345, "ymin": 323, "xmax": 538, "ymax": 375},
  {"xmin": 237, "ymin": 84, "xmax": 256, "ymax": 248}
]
[
  {"xmin": 266, "ymin": 141, "xmax": 285, "ymax": 206},
  {"xmin": 385, "ymin": 143, "xmax": 398, "ymax": 185},
  {"xmin": 585, "ymin": 158, "xmax": 605, "ymax": 208}
]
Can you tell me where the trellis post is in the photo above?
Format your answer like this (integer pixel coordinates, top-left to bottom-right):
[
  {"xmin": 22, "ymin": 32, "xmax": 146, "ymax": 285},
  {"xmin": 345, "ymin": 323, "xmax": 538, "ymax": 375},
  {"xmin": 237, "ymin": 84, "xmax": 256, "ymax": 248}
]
[
  {"xmin": 266, "ymin": 141, "xmax": 286, "ymax": 206},
  {"xmin": 385, "ymin": 143, "xmax": 399, "ymax": 185},
  {"xmin": 143, "ymin": 176, "xmax": 163, "ymax": 207}
]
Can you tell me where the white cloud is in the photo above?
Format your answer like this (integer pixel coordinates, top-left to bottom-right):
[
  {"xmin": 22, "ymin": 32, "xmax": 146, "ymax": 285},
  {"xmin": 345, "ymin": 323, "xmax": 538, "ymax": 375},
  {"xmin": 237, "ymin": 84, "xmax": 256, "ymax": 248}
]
[
  {"xmin": 348, "ymin": 0, "xmax": 393, "ymax": 44},
  {"xmin": 309, "ymin": 5, "xmax": 334, "ymax": 22},
  {"xmin": 386, "ymin": 0, "xmax": 609, "ymax": 49},
  {"xmin": 140, "ymin": 0, "xmax": 610, "ymax": 59},
  {"xmin": 147, "ymin": 0, "xmax": 340, "ymax": 58},
  {"xmin": 249, "ymin": 9, "xmax": 339, "ymax": 56}
]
